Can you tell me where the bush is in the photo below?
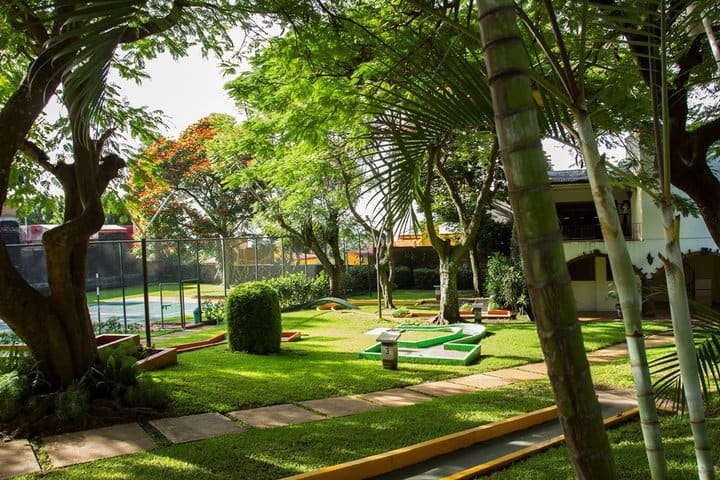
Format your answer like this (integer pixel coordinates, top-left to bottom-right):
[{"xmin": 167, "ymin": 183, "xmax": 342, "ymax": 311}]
[
  {"xmin": 340, "ymin": 266, "xmax": 376, "ymax": 295},
  {"xmin": 202, "ymin": 300, "xmax": 225, "ymax": 323},
  {"xmin": 413, "ymin": 267, "xmax": 438, "ymax": 289},
  {"xmin": 484, "ymin": 252, "xmax": 529, "ymax": 313},
  {"xmin": 393, "ymin": 266, "xmax": 413, "ymax": 289},
  {"xmin": 391, "ymin": 307, "xmax": 411, "ymax": 318},
  {"xmin": 457, "ymin": 267, "xmax": 474, "ymax": 291},
  {"xmin": 0, "ymin": 371, "xmax": 30, "ymax": 422},
  {"xmin": 226, "ymin": 282, "xmax": 282, "ymax": 354},
  {"xmin": 54, "ymin": 384, "xmax": 90, "ymax": 421},
  {"xmin": 265, "ymin": 272, "xmax": 329, "ymax": 308},
  {"xmin": 123, "ymin": 377, "xmax": 169, "ymax": 409}
]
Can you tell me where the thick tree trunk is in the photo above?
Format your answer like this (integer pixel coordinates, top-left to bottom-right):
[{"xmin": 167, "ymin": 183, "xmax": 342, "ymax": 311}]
[
  {"xmin": 438, "ymin": 254, "xmax": 461, "ymax": 323},
  {"xmin": 576, "ymin": 110, "xmax": 668, "ymax": 479},
  {"xmin": 660, "ymin": 210, "xmax": 714, "ymax": 479},
  {"xmin": 476, "ymin": 1, "xmax": 616, "ymax": 478}
]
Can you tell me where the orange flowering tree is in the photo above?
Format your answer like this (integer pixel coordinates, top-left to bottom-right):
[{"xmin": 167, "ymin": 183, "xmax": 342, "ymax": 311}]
[{"xmin": 127, "ymin": 114, "xmax": 253, "ymax": 239}]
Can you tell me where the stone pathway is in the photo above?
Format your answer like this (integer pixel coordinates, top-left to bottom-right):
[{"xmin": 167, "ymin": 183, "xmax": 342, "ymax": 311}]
[{"xmin": 0, "ymin": 332, "xmax": 673, "ymax": 479}]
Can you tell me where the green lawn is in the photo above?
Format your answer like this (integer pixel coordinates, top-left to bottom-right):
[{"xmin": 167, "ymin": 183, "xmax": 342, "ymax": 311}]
[
  {"xmin": 15, "ymin": 305, "xmax": 696, "ymax": 480},
  {"xmin": 146, "ymin": 307, "xmax": 670, "ymax": 416}
]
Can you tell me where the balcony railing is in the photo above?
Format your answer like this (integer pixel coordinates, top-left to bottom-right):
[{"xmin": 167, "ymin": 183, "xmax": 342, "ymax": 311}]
[{"xmin": 560, "ymin": 222, "xmax": 641, "ymax": 241}]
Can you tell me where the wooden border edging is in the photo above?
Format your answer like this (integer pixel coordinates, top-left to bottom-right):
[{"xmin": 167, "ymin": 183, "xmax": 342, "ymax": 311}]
[
  {"xmin": 280, "ymin": 406, "xmax": 559, "ymax": 480},
  {"xmin": 441, "ymin": 407, "xmax": 640, "ymax": 480}
]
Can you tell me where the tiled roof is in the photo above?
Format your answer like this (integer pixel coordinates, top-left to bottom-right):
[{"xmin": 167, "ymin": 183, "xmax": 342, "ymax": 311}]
[{"xmin": 548, "ymin": 169, "xmax": 589, "ymax": 184}]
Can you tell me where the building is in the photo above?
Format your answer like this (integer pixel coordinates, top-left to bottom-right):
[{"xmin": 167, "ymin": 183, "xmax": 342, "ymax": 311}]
[{"xmin": 549, "ymin": 170, "xmax": 719, "ymax": 313}]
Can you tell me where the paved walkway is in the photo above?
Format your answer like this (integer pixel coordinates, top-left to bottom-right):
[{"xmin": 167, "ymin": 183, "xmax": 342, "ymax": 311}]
[{"xmin": 0, "ymin": 332, "xmax": 674, "ymax": 479}]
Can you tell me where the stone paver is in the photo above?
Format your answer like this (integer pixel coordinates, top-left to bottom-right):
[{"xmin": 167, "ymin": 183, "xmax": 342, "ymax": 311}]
[
  {"xmin": 150, "ymin": 413, "xmax": 244, "ymax": 444},
  {"xmin": 43, "ymin": 423, "xmax": 156, "ymax": 468},
  {"xmin": 449, "ymin": 374, "xmax": 513, "ymax": 390},
  {"xmin": 587, "ymin": 355, "xmax": 622, "ymax": 364},
  {"xmin": 407, "ymin": 380, "xmax": 478, "ymax": 397},
  {"xmin": 0, "ymin": 440, "xmax": 40, "ymax": 479},
  {"xmin": 485, "ymin": 367, "xmax": 546, "ymax": 382},
  {"xmin": 229, "ymin": 404, "xmax": 324, "ymax": 429},
  {"xmin": 299, "ymin": 396, "xmax": 379, "ymax": 417},
  {"xmin": 515, "ymin": 362, "xmax": 549, "ymax": 375},
  {"xmin": 358, "ymin": 388, "xmax": 433, "ymax": 407}
]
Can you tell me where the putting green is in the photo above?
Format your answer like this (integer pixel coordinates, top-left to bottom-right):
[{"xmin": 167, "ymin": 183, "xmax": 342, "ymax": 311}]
[{"xmin": 359, "ymin": 324, "xmax": 486, "ymax": 366}]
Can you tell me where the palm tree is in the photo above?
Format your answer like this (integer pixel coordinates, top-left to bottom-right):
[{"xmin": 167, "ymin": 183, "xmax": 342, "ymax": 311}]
[{"xmin": 475, "ymin": 0, "xmax": 616, "ymax": 477}]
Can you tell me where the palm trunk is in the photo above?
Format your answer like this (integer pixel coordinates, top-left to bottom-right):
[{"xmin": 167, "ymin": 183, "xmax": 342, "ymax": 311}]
[
  {"xmin": 438, "ymin": 254, "xmax": 461, "ymax": 323},
  {"xmin": 476, "ymin": 1, "xmax": 616, "ymax": 478},
  {"xmin": 660, "ymin": 210, "xmax": 714, "ymax": 480},
  {"xmin": 575, "ymin": 110, "xmax": 668, "ymax": 479}
]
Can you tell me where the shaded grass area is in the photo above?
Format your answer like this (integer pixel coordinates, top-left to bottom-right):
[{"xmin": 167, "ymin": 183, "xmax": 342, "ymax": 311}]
[
  {"xmin": 146, "ymin": 307, "xmax": 670, "ymax": 416},
  {"xmin": 21, "ymin": 382, "xmax": 558, "ymax": 480},
  {"xmin": 152, "ymin": 325, "xmax": 227, "ymax": 347}
]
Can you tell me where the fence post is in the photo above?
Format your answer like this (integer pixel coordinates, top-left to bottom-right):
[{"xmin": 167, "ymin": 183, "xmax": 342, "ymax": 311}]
[
  {"xmin": 141, "ymin": 238, "xmax": 152, "ymax": 347},
  {"xmin": 281, "ymin": 238, "xmax": 286, "ymax": 276},
  {"xmin": 119, "ymin": 243, "xmax": 127, "ymax": 333},
  {"xmin": 221, "ymin": 237, "xmax": 228, "ymax": 297},
  {"xmin": 254, "ymin": 237, "xmax": 260, "ymax": 280},
  {"xmin": 196, "ymin": 238, "xmax": 202, "ymax": 322},
  {"xmin": 177, "ymin": 239, "xmax": 185, "ymax": 328}
]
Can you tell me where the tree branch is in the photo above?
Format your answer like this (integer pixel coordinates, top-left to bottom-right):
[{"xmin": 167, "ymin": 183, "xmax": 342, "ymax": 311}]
[{"xmin": 118, "ymin": 1, "xmax": 188, "ymax": 44}]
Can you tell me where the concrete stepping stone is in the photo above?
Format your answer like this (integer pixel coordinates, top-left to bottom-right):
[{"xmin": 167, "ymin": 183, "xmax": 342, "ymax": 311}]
[
  {"xmin": 450, "ymin": 374, "xmax": 513, "ymax": 389},
  {"xmin": 485, "ymin": 367, "xmax": 546, "ymax": 382},
  {"xmin": 299, "ymin": 396, "xmax": 379, "ymax": 417},
  {"xmin": 408, "ymin": 381, "xmax": 478, "ymax": 397},
  {"xmin": 43, "ymin": 423, "xmax": 156, "ymax": 468},
  {"xmin": 150, "ymin": 412, "xmax": 244, "ymax": 444},
  {"xmin": 515, "ymin": 362, "xmax": 549, "ymax": 375},
  {"xmin": 358, "ymin": 388, "xmax": 433, "ymax": 407},
  {"xmin": 0, "ymin": 440, "xmax": 40, "ymax": 479},
  {"xmin": 229, "ymin": 404, "xmax": 324, "ymax": 429},
  {"xmin": 587, "ymin": 354, "xmax": 623, "ymax": 364}
]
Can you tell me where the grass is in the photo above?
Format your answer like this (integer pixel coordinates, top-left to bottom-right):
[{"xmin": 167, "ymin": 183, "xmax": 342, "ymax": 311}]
[
  {"xmin": 13, "ymin": 303, "xmax": 697, "ymax": 480},
  {"xmin": 145, "ymin": 307, "xmax": 670, "ymax": 416},
  {"xmin": 21, "ymin": 382, "xmax": 559, "ymax": 480}
]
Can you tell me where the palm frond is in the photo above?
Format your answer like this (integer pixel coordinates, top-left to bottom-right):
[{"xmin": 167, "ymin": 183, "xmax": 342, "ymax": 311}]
[{"xmin": 649, "ymin": 300, "xmax": 720, "ymax": 412}]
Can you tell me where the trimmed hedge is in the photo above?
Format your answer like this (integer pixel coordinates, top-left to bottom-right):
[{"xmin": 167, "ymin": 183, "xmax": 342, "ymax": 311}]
[
  {"xmin": 393, "ymin": 266, "xmax": 413, "ymax": 289},
  {"xmin": 413, "ymin": 267, "xmax": 438, "ymax": 289},
  {"xmin": 226, "ymin": 282, "xmax": 282, "ymax": 354},
  {"xmin": 264, "ymin": 273, "xmax": 327, "ymax": 308}
]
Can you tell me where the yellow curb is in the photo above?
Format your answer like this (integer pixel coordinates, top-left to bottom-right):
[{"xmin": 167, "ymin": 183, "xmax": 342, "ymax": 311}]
[
  {"xmin": 280, "ymin": 406, "xmax": 559, "ymax": 480},
  {"xmin": 441, "ymin": 408, "xmax": 640, "ymax": 480}
]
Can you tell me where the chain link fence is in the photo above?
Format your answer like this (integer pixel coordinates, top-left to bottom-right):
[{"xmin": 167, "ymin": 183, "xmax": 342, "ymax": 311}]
[{"xmin": 1, "ymin": 235, "xmax": 369, "ymax": 343}]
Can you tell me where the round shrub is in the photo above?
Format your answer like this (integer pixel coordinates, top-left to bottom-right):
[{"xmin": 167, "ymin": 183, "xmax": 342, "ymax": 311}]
[{"xmin": 226, "ymin": 282, "xmax": 282, "ymax": 354}]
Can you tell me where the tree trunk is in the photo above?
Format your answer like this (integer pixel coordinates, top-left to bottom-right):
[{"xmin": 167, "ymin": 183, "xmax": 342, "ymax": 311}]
[
  {"xmin": 378, "ymin": 248, "xmax": 395, "ymax": 309},
  {"xmin": 469, "ymin": 248, "xmax": 482, "ymax": 296},
  {"xmin": 476, "ymin": 1, "xmax": 616, "ymax": 478},
  {"xmin": 660, "ymin": 210, "xmax": 714, "ymax": 479},
  {"xmin": 438, "ymin": 254, "xmax": 461, "ymax": 323},
  {"xmin": 576, "ymin": 109, "xmax": 668, "ymax": 479}
]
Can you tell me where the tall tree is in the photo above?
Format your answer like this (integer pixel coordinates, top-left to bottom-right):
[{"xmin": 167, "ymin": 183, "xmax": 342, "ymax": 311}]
[
  {"xmin": 0, "ymin": 0, "xmax": 254, "ymax": 388},
  {"xmin": 475, "ymin": 1, "xmax": 616, "ymax": 477},
  {"xmin": 127, "ymin": 114, "xmax": 253, "ymax": 239}
]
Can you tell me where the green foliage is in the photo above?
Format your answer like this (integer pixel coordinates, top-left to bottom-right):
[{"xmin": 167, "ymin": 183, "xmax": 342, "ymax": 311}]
[
  {"xmin": 264, "ymin": 273, "xmax": 329, "ymax": 309},
  {"xmin": 0, "ymin": 371, "xmax": 30, "ymax": 422},
  {"xmin": 391, "ymin": 307, "xmax": 411, "ymax": 318},
  {"xmin": 340, "ymin": 266, "xmax": 376, "ymax": 295},
  {"xmin": 460, "ymin": 302, "xmax": 473, "ymax": 311},
  {"xmin": 54, "ymin": 384, "xmax": 90, "ymax": 422},
  {"xmin": 484, "ymin": 253, "xmax": 529, "ymax": 313},
  {"xmin": 94, "ymin": 317, "xmax": 123, "ymax": 334},
  {"xmin": 201, "ymin": 300, "xmax": 225, "ymax": 324},
  {"xmin": 393, "ymin": 266, "xmax": 413, "ymax": 289},
  {"xmin": 89, "ymin": 342, "xmax": 141, "ymax": 400},
  {"xmin": 457, "ymin": 266, "xmax": 474, "ymax": 291},
  {"xmin": 122, "ymin": 377, "xmax": 169, "ymax": 409},
  {"xmin": 413, "ymin": 268, "xmax": 439, "ymax": 290},
  {"xmin": 226, "ymin": 282, "xmax": 282, "ymax": 354}
]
